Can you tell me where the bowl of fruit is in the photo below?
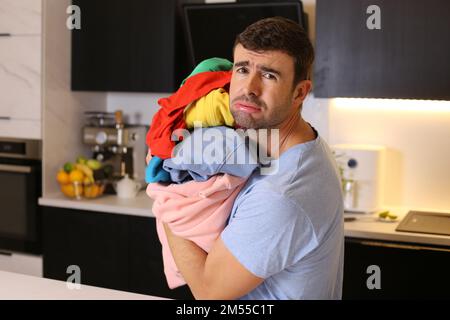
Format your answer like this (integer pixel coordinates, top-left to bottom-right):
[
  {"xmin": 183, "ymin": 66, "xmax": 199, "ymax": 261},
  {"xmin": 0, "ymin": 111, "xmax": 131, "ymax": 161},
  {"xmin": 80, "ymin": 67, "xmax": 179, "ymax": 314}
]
[{"xmin": 56, "ymin": 156, "xmax": 107, "ymax": 199}]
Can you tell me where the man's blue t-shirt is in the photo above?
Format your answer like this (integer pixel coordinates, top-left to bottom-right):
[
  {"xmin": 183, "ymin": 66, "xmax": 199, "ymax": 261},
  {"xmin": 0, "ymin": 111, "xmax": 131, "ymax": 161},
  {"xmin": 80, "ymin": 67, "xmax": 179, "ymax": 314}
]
[{"xmin": 221, "ymin": 134, "xmax": 344, "ymax": 300}]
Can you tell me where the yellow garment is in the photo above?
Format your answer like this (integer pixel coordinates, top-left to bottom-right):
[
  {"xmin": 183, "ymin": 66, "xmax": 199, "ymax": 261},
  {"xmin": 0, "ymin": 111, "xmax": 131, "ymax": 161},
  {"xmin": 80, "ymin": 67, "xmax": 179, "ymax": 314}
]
[{"xmin": 184, "ymin": 88, "xmax": 235, "ymax": 129}]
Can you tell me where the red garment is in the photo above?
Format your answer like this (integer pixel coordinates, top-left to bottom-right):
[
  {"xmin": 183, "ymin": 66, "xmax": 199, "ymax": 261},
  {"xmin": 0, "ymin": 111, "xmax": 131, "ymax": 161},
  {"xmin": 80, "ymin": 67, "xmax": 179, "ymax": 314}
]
[{"xmin": 146, "ymin": 71, "xmax": 232, "ymax": 159}]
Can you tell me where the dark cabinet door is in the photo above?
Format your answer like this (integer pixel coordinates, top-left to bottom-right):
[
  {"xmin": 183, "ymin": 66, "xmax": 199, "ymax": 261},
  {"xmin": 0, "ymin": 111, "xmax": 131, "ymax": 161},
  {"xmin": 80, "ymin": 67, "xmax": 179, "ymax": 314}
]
[
  {"xmin": 129, "ymin": 216, "xmax": 194, "ymax": 299},
  {"xmin": 71, "ymin": 0, "xmax": 182, "ymax": 92},
  {"xmin": 314, "ymin": 0, "xmax": 450, "ymax": 100},
  {"xmin": 43, "ymin": 207, "xmax": 129, "ymax": 292},
  {"xmin": 344, "ymin": 238, "xmax": 450, "ymax": 299},
  {"xmin": 43, "ymin": 207, "xmax": 193, "ymax": 299}
]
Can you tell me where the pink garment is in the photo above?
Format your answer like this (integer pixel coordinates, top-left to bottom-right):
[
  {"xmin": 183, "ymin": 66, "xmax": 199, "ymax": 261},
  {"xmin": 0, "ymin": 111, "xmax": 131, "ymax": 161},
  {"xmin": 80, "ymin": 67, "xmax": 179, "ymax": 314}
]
[{"xmin": 146, "ymin": 174, "xmax": 246, "ymax": 289}]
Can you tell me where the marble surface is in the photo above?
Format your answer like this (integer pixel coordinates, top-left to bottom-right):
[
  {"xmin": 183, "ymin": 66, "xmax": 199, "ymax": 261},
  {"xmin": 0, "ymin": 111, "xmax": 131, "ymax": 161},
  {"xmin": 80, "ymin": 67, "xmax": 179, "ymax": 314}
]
[
  {"xmin": 0, "ymin": 118, "xmax": 41, "ymax": 139},
  {"xmin": 42, "ymin": 0, "xmax": 107, "ymax": 196},
  {"xmin": 345, "ymin": 207, "xmax": 450, "ymax": 247},
  {"xmin": 39, "ymin": 190, "xmax": 154, "ymax": 218},
  {"xmin": 39, "ymin": 191, "xmax": 450, "ymax": 247},
  {"xmin": 0, "ymin": 270, "xmax": 166, "ymax": 300},
  {"xmin": 0, "ymin": 0, "xmax": 42, "ymax": 139},
  {"xmin": 0, "ymin": 35, "xmax": 41, "ymax": 121},
  {"xmin": 0, "ymin": 0, "xmax": 42, "ymax": 35}
]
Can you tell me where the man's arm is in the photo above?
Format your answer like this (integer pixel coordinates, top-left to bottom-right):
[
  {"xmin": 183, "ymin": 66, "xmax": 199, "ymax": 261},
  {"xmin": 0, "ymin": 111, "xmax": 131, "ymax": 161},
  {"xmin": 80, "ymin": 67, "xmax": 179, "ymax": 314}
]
[{"xmin": 163, "ymin": 223, "xmax": 263, "ymax": 300}]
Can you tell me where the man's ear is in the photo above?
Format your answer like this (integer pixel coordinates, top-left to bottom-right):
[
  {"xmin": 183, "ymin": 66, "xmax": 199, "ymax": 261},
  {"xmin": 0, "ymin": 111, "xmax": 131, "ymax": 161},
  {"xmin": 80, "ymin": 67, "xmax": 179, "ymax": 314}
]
[{"xmin": 293, "ymin": 80, "xmax": 312, "ymax": 102}]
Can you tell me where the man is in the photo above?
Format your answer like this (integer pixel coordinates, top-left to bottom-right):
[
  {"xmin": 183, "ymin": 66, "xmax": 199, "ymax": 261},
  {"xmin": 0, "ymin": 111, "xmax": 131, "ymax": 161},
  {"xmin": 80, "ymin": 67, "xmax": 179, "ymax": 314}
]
[{"xmin": 164, "ymin": 17, "xmax": 344, "ymax": 300}]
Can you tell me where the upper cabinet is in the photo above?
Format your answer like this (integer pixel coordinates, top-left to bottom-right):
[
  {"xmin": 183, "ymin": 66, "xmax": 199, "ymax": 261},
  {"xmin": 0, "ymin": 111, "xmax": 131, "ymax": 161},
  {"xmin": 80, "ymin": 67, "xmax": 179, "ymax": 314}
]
[
  {"xmin": 0, "ymin": 0, "xmax": 42, "ymax": 35},
  {"xmin": 0, "ymin": 0, "xmax": 42, "ymax": 139},
  {"xmin": 314, "ymin": 0, "xmax": 450, "ymax": 100},
  {"xmin": 71, "ymin": 0, "xmax": 189, "ymax": 93},
  {"xmin": 0, "ymin": 36, "xmax": 41, "ymax": 120}
]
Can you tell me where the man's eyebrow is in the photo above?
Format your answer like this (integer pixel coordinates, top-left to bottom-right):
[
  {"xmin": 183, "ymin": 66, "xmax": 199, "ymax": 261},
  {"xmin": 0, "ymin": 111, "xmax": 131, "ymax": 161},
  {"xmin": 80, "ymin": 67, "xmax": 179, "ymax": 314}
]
[
  {"xmin": 233, "ymin": 61, "xmax": 249, "ymax": 68},
  {"xmin": 233, "ymin": 61, "xmax": 282, "ymax": 76},
  {"xmin": 258, "ymin": 65, "xmax": 281, "ymax": 76}
]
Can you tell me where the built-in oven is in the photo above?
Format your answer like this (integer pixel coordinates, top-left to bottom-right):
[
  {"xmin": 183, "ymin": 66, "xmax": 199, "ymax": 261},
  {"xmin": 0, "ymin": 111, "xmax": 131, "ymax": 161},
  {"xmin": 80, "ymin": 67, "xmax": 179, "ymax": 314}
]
[{"xmin": 0, "ymin": 138, "xmax": 42, "ymax": 255}]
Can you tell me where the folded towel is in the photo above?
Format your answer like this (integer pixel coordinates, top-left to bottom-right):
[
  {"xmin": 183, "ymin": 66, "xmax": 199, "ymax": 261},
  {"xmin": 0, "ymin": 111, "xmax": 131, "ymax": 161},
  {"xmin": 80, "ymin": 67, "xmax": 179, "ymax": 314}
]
[{"xmin": 147, "ymin": 174, "xmax": 246, "ymax": 288}]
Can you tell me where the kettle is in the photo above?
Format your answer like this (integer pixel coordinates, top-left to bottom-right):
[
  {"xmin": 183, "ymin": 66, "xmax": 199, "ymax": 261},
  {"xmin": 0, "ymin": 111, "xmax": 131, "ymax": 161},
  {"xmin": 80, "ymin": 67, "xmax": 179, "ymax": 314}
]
[{"xmin": 114, "ymin": 174, "xmax": 141, "ymax": 198}]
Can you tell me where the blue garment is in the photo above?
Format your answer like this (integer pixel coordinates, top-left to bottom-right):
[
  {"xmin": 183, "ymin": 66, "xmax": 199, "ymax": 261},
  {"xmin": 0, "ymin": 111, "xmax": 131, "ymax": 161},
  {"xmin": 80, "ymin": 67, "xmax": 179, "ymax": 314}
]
[
  {"xmin": 221, "ymin": 134, "xmax": 344, "ymax": 300},
  {"xmin": 163, "ymin": 126, "xmax": 259, "ymax": 183},
  {"xmin": 145, "ymin": 156, "xmax": 171, "ymax": 183}
]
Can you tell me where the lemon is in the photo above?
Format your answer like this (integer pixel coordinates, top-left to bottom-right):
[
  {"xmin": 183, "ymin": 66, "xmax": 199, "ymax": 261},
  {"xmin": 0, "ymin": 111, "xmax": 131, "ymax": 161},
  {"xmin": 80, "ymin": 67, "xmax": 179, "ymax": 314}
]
[
  {"xmin": 69, "ymin": 169, "xmax": 84, "ymax": 183},
  {"xmin": 56, "ymin": 170, "xmax": 70, "ymax": 185}
]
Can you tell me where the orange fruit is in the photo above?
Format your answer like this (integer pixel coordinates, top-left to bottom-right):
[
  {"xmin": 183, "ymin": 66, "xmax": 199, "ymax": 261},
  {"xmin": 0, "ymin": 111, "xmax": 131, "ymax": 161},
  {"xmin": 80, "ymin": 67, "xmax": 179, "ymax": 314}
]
[
  {"xmin": 92, "ymin": 184, "xmax": 100, "ymax": 197},
  {"xmin": 56, "ymin": 170, "xmax": 70, "ymax": 185},
  {"xmin": 61, "ymin": 183, "xmax": 75, "ymax": 198},
  {"xmin": 69, "ymin": 169, "xmax": 84, "ymax": 183},
  {"xmin": 84, "ymin": 184, "xmax": 93, "ymax": 198}
]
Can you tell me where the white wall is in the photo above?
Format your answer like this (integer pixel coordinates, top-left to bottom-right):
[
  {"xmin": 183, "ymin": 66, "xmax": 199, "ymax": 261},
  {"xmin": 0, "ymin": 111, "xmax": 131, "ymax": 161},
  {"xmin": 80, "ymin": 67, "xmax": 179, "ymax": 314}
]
[
  {"xmin": 42, "ymin": 0, "xmax": 107, "ymax": 196},
  {"xmin": 106, "ymin": 92, "xmax": 166, "ymax": 127},
  {"xmin": 329, "ymin": 99, "xmax": 450, "ymax": 211},
  {"xmin": 106, "ymin": 0, "xmax": 450, "ymax": 211}
]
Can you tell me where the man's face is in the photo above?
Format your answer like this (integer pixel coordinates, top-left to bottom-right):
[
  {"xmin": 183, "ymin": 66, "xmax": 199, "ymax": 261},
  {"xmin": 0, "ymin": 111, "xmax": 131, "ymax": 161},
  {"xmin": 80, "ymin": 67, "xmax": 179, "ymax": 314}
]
[{"xmin": 229, "ymin": 44, "xmax": 300, "ymax": 129}]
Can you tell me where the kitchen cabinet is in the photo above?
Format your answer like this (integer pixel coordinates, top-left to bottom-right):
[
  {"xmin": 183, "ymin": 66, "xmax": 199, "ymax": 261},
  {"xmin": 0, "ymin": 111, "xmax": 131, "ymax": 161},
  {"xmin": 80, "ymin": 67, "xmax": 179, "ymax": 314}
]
[
  {"xmin": 42, "ymin": 207, "xmax": 194, "ymax": 299},
  {"xmin": 0, "ymin": 36, "xmax": 41, "ymax": 121},
  {"xmin": 314, "ymin": 0, "xmax": 450, "ymax": 100},
  {"xmin": 71, "ymin": 0, "xmax": 190, "ymax": 93},
  {"xmin": 0, "ymin": 0, "xmax": 42, "ymax": 139},
  {"xmin": 0, "ymin": 0, "xmax": 42, "ymax": 35},
  {"xmin": 343, "ymin": 237, "xmax": 450, "ymax": 299}
]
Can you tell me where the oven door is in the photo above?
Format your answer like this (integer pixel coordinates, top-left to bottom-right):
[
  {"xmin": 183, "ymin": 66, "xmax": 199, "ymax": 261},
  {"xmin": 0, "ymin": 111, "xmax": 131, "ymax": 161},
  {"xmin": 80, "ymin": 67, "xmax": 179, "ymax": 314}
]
[{"xmin": 0, "ymin": 161, "xmax": 42, "ymax": 254}]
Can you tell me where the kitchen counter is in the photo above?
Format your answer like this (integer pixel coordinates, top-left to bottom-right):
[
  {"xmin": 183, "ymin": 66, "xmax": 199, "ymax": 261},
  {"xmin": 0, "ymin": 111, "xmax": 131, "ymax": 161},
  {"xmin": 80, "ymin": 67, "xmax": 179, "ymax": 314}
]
[
  {"xmin": 0, "ymin": 270, "xmax": 166, "ymax": 300},
  {"xmin": 39, "ymin": 190, "xmax": 154, "ymax": 218},
  {"xmin": 39, "ymin": 193, "xmax": 450, "ymax": 247},
  {"xmin": 344, "ymin": 207, "xmax": 450, "ymax": 247}
]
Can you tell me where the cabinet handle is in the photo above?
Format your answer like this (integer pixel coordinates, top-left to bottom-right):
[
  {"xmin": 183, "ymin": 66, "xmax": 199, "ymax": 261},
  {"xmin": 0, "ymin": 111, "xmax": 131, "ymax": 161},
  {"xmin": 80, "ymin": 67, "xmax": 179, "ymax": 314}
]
[
  {"xmin": 0, "ymin": 164, "xmax": 32, "ymax": 173},
  {"xmin": 360, "ymin": 240, "xmax": 450, "ymax": 253},
  {"xmin": 0, "ymin": 251, "xmax": 13, "ymax": 256},
  {"xmin": 0, "ymin": 33, "xmax": 11, "ymax": 37},
  {"xmin": 0, "ymin": 116, "xmax": 11, "ymax": 120}
]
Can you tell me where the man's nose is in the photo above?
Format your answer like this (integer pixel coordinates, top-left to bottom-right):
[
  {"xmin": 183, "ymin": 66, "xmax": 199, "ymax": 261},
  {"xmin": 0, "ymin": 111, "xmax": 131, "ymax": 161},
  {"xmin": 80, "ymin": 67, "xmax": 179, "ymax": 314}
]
[{"xmin": 243, "ymin": 73, "xmax": 261, "ymax": 97}]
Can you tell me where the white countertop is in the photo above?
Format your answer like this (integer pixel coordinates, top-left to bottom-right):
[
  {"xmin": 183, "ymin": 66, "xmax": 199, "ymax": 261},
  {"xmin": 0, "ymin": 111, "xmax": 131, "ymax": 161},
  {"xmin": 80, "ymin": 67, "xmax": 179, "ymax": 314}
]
[
  {"xmin": 39, "ymin": 191, "xmax": 155, "ymax": 218},
  {"xmin": 344, "ymin": 207, "xmax": 450, "ymax": 247},
  {"xmin": 39, "ymin": 192, "xmax": 450, "ymax": 247},
  {"xmin": 0, "ymin": 270, "xmax": 166, "ymax": 300}
]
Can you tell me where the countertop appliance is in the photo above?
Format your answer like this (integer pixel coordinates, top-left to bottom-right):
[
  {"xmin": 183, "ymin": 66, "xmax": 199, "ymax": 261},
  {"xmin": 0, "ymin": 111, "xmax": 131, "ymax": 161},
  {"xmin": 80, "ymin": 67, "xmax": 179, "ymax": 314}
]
[
  {"xmin": 82, "ymin": 111, "xmax": 147, "ymax": 193},
  {"xmin": 332, "ymin": 144, "xmax": 386, "ymax": 213}
]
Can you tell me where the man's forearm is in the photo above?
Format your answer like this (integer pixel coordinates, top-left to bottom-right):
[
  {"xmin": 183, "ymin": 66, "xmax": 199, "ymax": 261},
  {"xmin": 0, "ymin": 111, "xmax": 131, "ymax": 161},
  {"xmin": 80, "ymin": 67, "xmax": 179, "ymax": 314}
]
[{"xmin": 163, "ymin": 223, "xmax": 210, "ymax": 299}]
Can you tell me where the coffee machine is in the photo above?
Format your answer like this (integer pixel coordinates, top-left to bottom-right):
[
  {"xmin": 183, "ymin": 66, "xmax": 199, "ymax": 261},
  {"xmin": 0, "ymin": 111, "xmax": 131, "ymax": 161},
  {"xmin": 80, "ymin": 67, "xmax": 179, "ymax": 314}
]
[
  {"xmin": 82, "ymin": 110, "xmax": 147, "ymax": 193},
  {"xmin": 332, "ymin": 144, "xmax": 386, "ymax": 213}
]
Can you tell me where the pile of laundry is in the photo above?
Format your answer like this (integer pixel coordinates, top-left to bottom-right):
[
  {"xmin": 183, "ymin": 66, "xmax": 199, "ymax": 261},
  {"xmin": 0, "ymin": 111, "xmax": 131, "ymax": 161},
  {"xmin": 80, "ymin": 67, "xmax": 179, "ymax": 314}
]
[{"xmin": 145, "ymin": 58, "xmax": 260, "ymax": 289}]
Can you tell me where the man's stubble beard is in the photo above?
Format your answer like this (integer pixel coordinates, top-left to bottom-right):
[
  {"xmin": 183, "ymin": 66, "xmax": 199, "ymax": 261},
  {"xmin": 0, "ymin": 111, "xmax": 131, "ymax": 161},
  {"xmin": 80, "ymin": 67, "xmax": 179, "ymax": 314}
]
[{"xmin": 230, "ymin": 102, "xmax": 291, "ymax": 130}]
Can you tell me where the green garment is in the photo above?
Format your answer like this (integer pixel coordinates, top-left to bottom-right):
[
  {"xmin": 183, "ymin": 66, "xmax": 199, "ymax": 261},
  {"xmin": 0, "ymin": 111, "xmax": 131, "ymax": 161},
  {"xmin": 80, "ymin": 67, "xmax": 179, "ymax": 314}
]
[{"xmin": 181, "ymin": 57, "xmax": 233, "ymax": 86}]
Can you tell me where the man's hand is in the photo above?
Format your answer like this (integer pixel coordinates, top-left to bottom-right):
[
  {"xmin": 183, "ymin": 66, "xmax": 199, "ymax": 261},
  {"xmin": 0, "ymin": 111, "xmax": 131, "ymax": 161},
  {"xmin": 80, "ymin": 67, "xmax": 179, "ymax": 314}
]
[{"xmin": 163, "ymin": 223, "xmax": 263, "ymax": 300}]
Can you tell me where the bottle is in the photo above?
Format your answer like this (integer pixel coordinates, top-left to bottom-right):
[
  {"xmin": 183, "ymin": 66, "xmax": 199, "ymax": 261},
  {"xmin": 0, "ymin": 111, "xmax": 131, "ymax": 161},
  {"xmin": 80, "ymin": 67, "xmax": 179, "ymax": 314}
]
[{"xmin": 343, "ymin": 179, "xmax": 357, "ymax": 211}]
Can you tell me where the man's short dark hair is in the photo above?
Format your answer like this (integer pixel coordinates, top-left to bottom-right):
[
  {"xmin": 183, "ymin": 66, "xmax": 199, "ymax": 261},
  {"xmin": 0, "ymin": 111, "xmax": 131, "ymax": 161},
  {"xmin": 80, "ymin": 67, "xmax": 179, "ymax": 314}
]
[{"xmin": 234, "ymin": 16, "xmax": 314, "ymax": 86}]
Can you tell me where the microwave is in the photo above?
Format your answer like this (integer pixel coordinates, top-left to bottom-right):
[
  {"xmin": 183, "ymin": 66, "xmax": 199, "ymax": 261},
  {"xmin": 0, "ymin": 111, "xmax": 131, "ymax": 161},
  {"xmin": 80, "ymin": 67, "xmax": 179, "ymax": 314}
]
[{"xmin": 0, "ymin": 138, "xmax": 42, "ymax": 255}]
